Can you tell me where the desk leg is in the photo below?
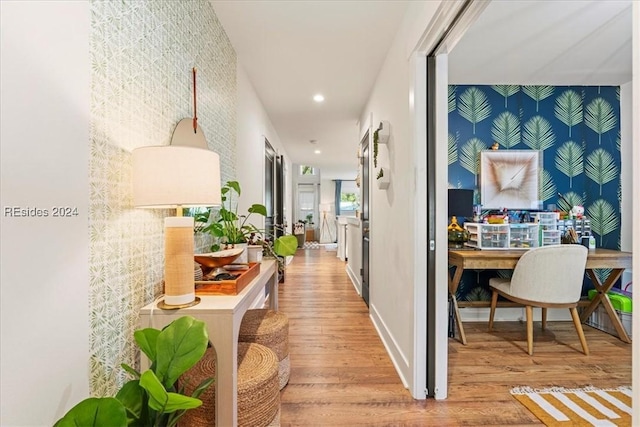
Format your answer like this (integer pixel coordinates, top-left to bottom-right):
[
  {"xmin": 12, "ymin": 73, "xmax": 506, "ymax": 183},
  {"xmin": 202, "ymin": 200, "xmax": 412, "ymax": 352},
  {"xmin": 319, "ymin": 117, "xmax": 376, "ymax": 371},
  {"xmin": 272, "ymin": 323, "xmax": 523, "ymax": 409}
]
[
  {"xmin": 580, "ymin": 269, "xmax": 631, "ymax": 344},
  {"xmin": 448, "ymin": 264, "xmax": 467, "ymax": 345},
  {"xmin": 207, "ymin": 315, "xmax": 239, "ymax": 427}
]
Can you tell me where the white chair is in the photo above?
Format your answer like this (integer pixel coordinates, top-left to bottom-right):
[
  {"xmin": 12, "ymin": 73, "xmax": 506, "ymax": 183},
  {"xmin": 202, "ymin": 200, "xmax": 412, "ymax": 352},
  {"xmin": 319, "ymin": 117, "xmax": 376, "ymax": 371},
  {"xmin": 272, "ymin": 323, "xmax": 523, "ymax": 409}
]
[{"xmin": 488, "ymin": 245, "xmax": 589, "ymax": 356}]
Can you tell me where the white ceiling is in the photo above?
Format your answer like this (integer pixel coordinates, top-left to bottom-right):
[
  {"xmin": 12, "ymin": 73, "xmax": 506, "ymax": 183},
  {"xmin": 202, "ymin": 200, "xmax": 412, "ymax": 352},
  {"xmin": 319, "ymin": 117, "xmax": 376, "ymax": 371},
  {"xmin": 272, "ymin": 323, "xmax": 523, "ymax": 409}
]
[
  {"xmin": 448, "ymin": 0, "xmax": 632, "ymax": 85},
  {"xmin": 211, "ymin": 0, "xmax": 633, "ymax": 180}
]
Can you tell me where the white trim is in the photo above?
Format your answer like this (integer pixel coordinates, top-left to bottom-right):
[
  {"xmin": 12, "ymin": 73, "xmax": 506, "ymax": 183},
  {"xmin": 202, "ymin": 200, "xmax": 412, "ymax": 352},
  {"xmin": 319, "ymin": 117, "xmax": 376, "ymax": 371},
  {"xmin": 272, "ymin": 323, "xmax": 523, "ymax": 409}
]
[
  {"xmin": 631, "ymin": 2, "xmax": 639, "ymax": 423},
  {"xmin": 411, "ymin": 0, "xmax": 467, "ymax": 55},
  {"xmin": 346, "ymin": 264, "xmax": 362, "ymax": 296},
  {"xmin": 413, "ymin": 0, "xmax": 490, "ymax": 56},
  {"xmin": 411, "ymin": 53, "xmax": 428, "ymax": 400},
  {"xmin": 370, "ymin": 303, "xmax": 411, "ymax": 390},
  {"xmin": 434, "ymin": 53, "xmax": 450, "ymax": 400},
  {"xmin": 409, "ymin": 0, "xmax": 493, "ymax": 401}
]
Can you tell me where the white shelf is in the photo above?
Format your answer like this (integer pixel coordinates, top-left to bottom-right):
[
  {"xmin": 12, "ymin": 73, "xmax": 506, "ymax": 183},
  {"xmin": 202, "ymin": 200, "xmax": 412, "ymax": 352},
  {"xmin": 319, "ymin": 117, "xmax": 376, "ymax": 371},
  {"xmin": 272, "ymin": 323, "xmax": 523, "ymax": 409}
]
[
  {"xmin": 377, "ymin": 120, "xmax": 390, "ymax": 144},
  {"xmin": 376, "ymin": 167, "xmax": 390, "ymax": 189}
]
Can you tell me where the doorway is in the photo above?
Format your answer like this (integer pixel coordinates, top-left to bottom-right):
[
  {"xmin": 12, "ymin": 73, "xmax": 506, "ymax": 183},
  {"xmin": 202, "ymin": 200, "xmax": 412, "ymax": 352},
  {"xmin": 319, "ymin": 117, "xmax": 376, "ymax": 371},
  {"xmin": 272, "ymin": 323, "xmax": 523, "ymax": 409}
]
[
  {"xmin": 265, "ymin": 139, "xmax": 284, "ymax": 238},
  {"xmin": 360, "ymin": 131, "xmax": 370, "ymax": 307},
  {"xmin": 297, "ymin": 183, "xmax": 318, "ymax": 242}
]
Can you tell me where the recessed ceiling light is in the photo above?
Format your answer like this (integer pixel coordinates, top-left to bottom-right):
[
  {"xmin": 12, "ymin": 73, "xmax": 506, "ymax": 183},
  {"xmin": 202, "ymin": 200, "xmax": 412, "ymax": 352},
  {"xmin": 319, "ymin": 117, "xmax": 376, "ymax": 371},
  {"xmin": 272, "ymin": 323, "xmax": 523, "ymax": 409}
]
[
  {"xmin": 314, "ymin": 150, "xmax": 321, "ymax": 154},
  {"xmin": 313, "ymin": 94, "xmax": 324, "ymax": 103}
]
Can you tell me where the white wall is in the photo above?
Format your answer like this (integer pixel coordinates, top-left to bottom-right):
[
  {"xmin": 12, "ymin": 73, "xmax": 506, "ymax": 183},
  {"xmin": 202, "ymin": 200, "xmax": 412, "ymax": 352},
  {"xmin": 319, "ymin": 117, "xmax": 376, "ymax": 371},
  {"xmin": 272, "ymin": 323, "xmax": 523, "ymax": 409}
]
[
  {"xmin": 346, "ymin": 218, "xmax": 362, "ymax": 293},
  {"xmin": 236, "ymin": 65, "xmax": 292, "ymax": 231},
  {"xmin": 358, "ymin": 1, "xmax": 441, "ymax": 398},
  {"xmin": 320, "ymin": 178, "xmax": 335, "ymax": 208},
  {"xmin": 0, "ymin": 2, "xmax": 90, "ymax": 425}
]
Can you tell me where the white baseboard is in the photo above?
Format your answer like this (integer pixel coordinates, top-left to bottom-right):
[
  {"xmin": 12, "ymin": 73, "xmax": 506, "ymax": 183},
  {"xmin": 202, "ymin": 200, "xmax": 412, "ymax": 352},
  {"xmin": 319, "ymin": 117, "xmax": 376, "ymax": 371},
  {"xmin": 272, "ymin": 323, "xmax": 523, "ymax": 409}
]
[
  {"xmin": 460, "ymin": 307, "xmax": 572, "ymax": 322},
  {"xmin": 346, "ymin": 264, "xmax": 361, "ymax": 295},
  {"xmin": 369, "ymin": 303, "xmax": 411, "ymax": 390}
]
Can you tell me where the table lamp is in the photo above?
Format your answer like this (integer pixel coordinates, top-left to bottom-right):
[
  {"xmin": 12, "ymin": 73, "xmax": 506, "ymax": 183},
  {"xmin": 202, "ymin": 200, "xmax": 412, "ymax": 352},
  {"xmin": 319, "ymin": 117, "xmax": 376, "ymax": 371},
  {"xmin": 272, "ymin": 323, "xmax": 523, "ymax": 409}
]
[{"xmin": 133, "ymin": 144, "xmax": 221, "ymax": 308}]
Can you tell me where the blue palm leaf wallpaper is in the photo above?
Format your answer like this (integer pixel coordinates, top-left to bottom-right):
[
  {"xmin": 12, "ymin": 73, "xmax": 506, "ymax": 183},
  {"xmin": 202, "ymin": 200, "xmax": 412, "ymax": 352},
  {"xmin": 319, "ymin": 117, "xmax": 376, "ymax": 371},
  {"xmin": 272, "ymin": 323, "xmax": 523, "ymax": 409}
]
[{"xmin": 448, "ymin": 85, "xmax": 621, "ymax": 301}]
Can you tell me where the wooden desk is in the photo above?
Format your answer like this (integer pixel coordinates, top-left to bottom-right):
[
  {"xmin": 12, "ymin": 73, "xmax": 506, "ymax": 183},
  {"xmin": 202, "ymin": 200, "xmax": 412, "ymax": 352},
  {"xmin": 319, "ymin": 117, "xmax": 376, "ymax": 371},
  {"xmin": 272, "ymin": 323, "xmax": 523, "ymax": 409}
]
[
  {"xmin": 139, "ymin": 260, "xmax": 277, "ymax": 427},
  {"xmin": 448, "ymin": 248, "xmax": 632, "ymax": 345}
]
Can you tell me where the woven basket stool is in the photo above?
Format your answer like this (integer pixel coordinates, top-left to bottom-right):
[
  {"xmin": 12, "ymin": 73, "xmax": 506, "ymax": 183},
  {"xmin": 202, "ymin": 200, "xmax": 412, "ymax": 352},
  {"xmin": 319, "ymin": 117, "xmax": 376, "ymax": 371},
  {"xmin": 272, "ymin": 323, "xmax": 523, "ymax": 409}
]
[
  {"xmin": 238, "ymin": 309, "xmax": 290, "ymax": 390},
  {"xmin": 179, "ymin": 343, "xmax": 280, "ymax": 427}
]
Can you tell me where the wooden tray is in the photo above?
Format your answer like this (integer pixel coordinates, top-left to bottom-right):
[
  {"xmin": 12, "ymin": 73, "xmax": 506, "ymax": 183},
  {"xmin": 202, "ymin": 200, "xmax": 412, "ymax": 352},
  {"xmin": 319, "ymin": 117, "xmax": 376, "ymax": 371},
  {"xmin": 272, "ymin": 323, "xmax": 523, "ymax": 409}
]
[{"xmin": 195, "ymin": 262, "xmax": 261, "ymax": 295}]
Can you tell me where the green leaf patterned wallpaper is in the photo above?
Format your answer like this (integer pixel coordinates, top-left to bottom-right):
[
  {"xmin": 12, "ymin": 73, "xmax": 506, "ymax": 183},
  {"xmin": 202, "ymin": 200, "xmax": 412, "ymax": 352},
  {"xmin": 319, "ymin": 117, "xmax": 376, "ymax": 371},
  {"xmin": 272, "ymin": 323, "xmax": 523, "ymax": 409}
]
[
  {"xmin": 89, "ymin": 0, "xmax": 236, "ymax": 396},
  {"xmin": 448, "ymin": 85, "xmax": 621, "ymax": 301}
]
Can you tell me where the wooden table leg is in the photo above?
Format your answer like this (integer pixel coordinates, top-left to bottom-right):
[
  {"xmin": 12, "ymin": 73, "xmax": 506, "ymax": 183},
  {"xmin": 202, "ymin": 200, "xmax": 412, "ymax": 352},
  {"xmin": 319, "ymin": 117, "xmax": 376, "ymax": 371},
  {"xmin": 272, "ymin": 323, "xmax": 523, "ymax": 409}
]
[
  {"xmin": 580, "ymin": 268, "xmax": 631, "ymax": 344},
  {"xmin": 448, "ymin": 264, "xmax": 467, "ymax": 345}
]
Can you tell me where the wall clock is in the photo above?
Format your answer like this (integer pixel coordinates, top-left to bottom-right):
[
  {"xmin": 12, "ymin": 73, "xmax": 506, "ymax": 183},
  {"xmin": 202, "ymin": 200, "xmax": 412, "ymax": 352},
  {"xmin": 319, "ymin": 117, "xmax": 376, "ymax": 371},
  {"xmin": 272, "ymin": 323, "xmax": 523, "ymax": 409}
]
[{"xmin": 480, "ymin": 150, "xmax": 542, "ymax": 210}]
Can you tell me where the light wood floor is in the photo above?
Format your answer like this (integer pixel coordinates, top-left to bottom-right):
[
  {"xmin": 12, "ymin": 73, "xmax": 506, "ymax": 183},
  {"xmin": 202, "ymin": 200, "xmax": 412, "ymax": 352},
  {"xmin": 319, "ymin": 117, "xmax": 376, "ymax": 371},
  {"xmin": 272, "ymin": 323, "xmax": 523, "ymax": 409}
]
[{"xmin": 277, "ymin": 247, "xmax": 632, "ymax": 426}]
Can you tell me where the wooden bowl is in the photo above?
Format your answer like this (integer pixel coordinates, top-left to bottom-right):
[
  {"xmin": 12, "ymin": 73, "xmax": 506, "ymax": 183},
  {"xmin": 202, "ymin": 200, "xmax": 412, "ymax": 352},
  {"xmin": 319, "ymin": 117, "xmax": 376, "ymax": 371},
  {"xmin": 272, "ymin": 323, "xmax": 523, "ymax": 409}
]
[{"xmin": 194, "ymin": 247, "xmax": 245, "ymax": 268}]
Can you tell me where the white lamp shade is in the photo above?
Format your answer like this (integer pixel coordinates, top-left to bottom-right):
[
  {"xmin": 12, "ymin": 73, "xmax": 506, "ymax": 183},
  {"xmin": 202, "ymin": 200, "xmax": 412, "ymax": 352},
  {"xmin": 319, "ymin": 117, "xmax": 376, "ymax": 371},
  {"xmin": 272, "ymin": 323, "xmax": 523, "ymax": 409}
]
[
  {"xmin": 319, "ymin": 203, "xmax": 331, "ymax": 213},
  {"xmin": 132, "ymin": 145, "xmax": 221, "ymax": 208}
]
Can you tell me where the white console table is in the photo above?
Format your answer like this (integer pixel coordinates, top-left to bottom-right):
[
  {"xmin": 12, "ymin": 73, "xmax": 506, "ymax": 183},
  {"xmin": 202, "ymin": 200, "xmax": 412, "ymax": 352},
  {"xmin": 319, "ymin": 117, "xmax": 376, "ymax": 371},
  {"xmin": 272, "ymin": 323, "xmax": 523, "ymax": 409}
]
[{"xmin": 138, "ymin": 259, "xmax": 277, "ymax": 427}]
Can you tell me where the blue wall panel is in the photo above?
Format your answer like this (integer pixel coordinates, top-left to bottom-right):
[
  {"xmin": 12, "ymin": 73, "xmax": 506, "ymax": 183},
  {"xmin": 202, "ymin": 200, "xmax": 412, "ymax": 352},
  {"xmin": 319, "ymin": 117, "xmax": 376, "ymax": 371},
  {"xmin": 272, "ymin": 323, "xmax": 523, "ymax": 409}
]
[{"xmin": 448, "ymin": 85, "xmax": 621, "ymax": 301}]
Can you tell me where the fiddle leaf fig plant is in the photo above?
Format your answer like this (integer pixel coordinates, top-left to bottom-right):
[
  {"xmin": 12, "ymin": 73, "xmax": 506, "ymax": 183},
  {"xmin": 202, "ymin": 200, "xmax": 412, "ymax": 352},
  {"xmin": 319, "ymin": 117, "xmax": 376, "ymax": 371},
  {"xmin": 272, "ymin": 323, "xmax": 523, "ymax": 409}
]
[{"xmin": 54, "ymin": 316, "xmax": 213, "ymax": 427}]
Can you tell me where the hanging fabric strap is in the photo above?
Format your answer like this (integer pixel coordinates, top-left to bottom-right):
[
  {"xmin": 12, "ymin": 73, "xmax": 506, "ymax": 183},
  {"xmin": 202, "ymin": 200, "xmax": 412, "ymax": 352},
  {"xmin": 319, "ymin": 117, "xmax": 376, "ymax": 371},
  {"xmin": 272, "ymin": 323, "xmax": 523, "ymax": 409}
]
[{"xmin": 192, "ymin": 67, "xmax": 198, "ymax": 133}]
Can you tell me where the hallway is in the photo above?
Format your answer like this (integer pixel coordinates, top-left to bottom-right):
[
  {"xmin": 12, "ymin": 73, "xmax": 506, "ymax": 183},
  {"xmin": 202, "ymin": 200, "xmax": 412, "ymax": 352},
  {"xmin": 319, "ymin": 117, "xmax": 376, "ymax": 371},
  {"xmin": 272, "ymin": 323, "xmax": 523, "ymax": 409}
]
[{"xmin": 277, "ymin": 248, "xmax": 632, "ymax": 426}]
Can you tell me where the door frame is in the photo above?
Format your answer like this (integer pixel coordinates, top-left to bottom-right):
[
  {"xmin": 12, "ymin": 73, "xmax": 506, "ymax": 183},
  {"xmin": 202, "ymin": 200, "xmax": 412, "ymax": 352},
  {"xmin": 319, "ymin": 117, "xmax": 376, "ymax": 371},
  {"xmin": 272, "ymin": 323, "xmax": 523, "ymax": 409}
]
[
  {"xmin": 360, "ymin": 130, "xmax": 370, "ymax": 307},
  {"xmin": 410, "ymin": 0, "xmax": 488, "ymax": 400}
]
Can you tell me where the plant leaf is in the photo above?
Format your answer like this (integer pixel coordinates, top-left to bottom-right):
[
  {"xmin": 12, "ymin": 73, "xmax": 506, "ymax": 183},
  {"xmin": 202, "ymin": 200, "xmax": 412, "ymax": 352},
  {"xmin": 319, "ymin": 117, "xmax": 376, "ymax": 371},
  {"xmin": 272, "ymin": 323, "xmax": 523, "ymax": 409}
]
[
  {"xmin": 155, "ymin": 316, "xmax": 209, "ymax": 388},
  {"xmin": 585, "ymin": 148, "xmax": 618, "ymax": 196},
  {"xmin": 491, "ymin": 84, "xmax": 519, "ymax": 108},
  {"xmin": 557, "ymin": 191, "xmax": 583, "ymax": 213},
  {"xmin": 538, "ymin": 169, "xmax": 556, "ymax": 203},
  {"xmin": 490, "ymin": 111, "xmax": 520, "ymax": 149},
  {"xmin": 459, "ymin": 137, "xmax": 486, "ymax": 180},
  {"xmin": 120, "ymin": 363, "xmax": 141, "ymax": 379},
  {"xmin": 522, "ymin": 115, "xmax": 555, "ymax": 151},
  {"xmin": 554, "ymin": 89, "xmax": 583, "ymax": 137},
  {"xmin": 458, "ymin": 87, "xmax": 492, "ymax": 134},
  {"xmin": 226, "ymin": 180, "xmax": 241, "ymax": 196},
  {"xmin": 248, "ymin": 204, "xmax": 267, "ymax": 216},
  {"xmin": 448, "ymin": 85, "xmax": 456, "ymax": 113},
  {"xmin": 134, "ymin": 328, "xmax": 161, "ymax": 362},
  {"xmin": 554, "ymin": 140, "xmax": 583, "ymax": 188},
  {"xmin": 115, "ymin": 380, "xmax": 146, "ymax": 422},
  {"xmin": 54, "ymin": 397, "xmax": 127, "ymax": 427},
  {"xmin": 274, "ymin": 235, "xmax": 298, "ymax": 257},
  {"xmin": 522, "ymin": 85, "xmax": 554, "ymax": 111},
  {"xmin": 139, "ymin": 371, "xmax": 203, "ymax": 414},
  {"xmin": 190, "ymin": 378, "xmax": 215, "ymax": 400},
  {"xmin": 594, "ymin": 268, "xmax": 613, "ymax": 286},
  {"xmin": 585, "ymin": 97, "xmax": 617, "ymax": 144},
  {"xmin": 448, "ymin": 132, "xmax": 458, "ymax": 165},
  {"xmin": 587, "ymin": 199, "xmax": 619, "ymax": 247}
]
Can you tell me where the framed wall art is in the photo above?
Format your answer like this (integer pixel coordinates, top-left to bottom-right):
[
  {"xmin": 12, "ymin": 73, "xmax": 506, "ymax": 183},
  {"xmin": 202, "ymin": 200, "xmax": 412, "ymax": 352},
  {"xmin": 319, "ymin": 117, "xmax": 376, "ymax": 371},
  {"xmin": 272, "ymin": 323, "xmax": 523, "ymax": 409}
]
[{"xmin": 480, "ymin": 150, "xmax": 542, "ymax": 210}]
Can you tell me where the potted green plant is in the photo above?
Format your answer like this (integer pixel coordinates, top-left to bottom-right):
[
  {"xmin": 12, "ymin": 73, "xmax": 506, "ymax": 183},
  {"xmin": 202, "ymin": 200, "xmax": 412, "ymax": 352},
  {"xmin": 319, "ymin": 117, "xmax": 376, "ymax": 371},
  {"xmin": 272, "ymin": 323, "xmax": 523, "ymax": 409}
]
[
  {"xmin": 194, "ymin": 180, "xmax": 298, "ymax": 280},
  {"xmin": 197, "ymin": 181, "xmax": 266, "ymax": 251},
  {"xmin": 246, "ymin": 223, "xmax": 298, "ymax": 282},
  {"xmin": 54, "ymin": 316, "xmax": 213, "ymax": 427}
]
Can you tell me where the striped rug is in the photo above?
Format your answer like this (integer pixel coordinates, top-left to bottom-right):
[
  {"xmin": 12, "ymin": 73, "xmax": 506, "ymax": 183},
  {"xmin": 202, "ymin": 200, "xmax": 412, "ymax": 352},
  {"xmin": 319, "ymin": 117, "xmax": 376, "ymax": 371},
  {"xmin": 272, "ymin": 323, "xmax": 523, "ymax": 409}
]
[{"xmin": 511, "ymin": 386, "xmax": 632, "ymax": 426}]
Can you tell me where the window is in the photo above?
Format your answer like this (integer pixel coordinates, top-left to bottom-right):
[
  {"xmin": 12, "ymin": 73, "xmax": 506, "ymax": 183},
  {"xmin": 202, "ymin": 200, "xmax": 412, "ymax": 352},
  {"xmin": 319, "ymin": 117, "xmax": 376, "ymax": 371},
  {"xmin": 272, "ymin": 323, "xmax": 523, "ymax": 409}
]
[
  {"xmin": 299, "ymin": 165, "xmax": 316, "ymax": 175},
  {"xmin": 339, "ymin": 180, "xmax": 359, "ymax": 214},
  {"xmin": 297, "ymin": 184, "xmax": 317, "ymax": 224}
]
